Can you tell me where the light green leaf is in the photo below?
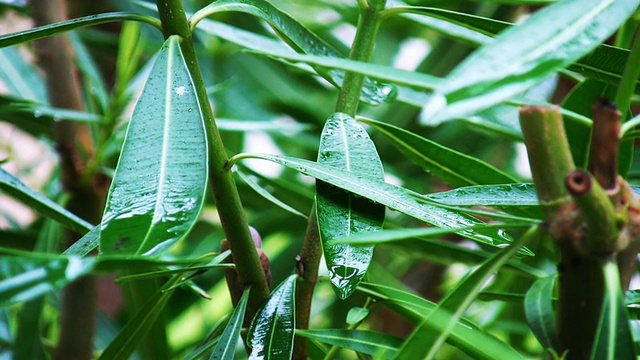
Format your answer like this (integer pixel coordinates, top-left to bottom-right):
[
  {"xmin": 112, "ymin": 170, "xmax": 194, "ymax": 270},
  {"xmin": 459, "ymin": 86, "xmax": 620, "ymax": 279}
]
[
  {"xmin": 210, "ymin": 289, "xmax": 250, "ymax": 360},
  {"xmin": 591, "ymin": 262, "xmax": 637, "ymax": 360},
  {"xmin": 99, "ymin": 36, "xmax": 208, "ymax": 257},
  {"xmin": 231, "ymin": 154, "xmax": 533, "ymax": 252},
  {"xmin": 296, "ymin": 329, "xmax": 402, "ymax": 358},
  {"xmin": 0, "ymin": 47, "xmax": 45, "ymax": 102},
  {"xmin": 395, "ymin": 225, "xmax": 541, "ymax": 359},
  {"xmin": 420, "ymin": 0, "xmax": 640, "ymax": 122},
  {"xmin": 425, "ymin": 183, "xmax": 539, "ymax": 206},
  {"xmin": 358, "ymin": 117, "xmax": 517, "ymax": 187},
  {"xmin": 248, "ymin": 274, "xmax": 297, "ymax": 360},
  {"xmin": 191, "ymin": 0, "xmax": 396, "ymax": 105},
  {"xmin": 0, "ymin": 167, "xmax": 93, "ymax": 234},
  {"xmin": 316, "ymin": 113, "xmax": 385, "ymax": 299},
  {"xmin": 346, "ymin": 307, "xmax": 369, "ymax": 325},
  {"xmin": 62, "ymin": 226, "xmax": 100, "ymax": 257},
  {"xmin": 525, "ymin": 275, "xmax": 557, "ymax": 350}
]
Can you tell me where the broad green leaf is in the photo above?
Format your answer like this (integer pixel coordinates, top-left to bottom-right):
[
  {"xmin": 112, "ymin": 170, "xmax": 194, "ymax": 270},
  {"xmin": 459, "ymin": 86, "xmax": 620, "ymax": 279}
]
[
  {"xmin": 395, "ymin": 225, "xmax": 541, "ymax": 359},
  {"xmin": 0, "ymin": 256, "xmax": 94, "ymax": 305},
  {"xmin": 210, "ymin": 289, "xmax": 250, "ymax": 360},
  {"xmin": 0, "ymin": 12, "xmax": 160, "ymax": 49},
  {"xmin": 248, "ymin": 274, "xmax": 297, "ymax": 360},
  {"xmin": 296, "ymin": 329, "xmax": 402, "ymax": 358},
  {"xmin": 99, "ymin": 36, "xmax": 208, "ymax": 257},
  {"xmin": 358, "ymin": 117, "xmax": 517, "ymax": 187},
  {"xmin": 316, "ymin": 113, "xmax": 385, "ymax": 299},
  {"xmin": 191, "ymin": 0, "xmax": 396, "ymax": 105},
  {"xmin": 232, "ymin": 154, "xmax": 533, "ymax": 251},
  {"xmin": 591, "ymin": 262, "xmax": 637, "ymax": 360},
  {"xmin": 0, "ymin": 167, "xmax": 93, "ymax": 234},
  {"xmin": 98, "ymin": 276, "xmax": 182, "ymax": 360},
  {"xmin": 357, "ymin": 282, "xmax": 526, "ymax": 360},
  {"xmin": 419, "ymin": 0, "xmax": 640, "ymax": 123},
  {"xmin": 525, "ymin": 275, "xmax": 557, "ymax": 350},
  {"xmin": 425, "ymin": 183, "xmax": 539, "ymax": 206}
]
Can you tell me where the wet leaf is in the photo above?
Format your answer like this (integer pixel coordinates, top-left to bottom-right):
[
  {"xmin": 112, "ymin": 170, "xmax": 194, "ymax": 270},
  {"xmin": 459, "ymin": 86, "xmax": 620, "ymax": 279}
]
[
  {"xmin": 210, "ymin": 289, "xmax": 250, "ymax": 360},
  {"xmin": 99, "ymin": 36, "xmax": 208, "ymax": 257},
  {"xmin": 525, "ymin": 275, "xmax": 556, "ymax": 350},
  {"xmin": 316, "ymin": 113, "xmax": 385, "ymax": 299},
  {"xmin": 248, "ymin": 274, "xmax": 297, "ymax": 360},
  {"xmin": 358, "ymin": 117, "xmax": 517, "ymax": 187},
  {"xmin": 296, "ymin": 329, "xmax": 402, "ymax": 358},
  {"xmin": 424, "ymin": 183, "xmax": 539, "ymax": 207},
  {"xmin": 192, "ymin": 0, "xmax": 396, "ymax": 105},
  {"xmin": 419, "ymin": 0, "xmax": 640, "ymax": 122}
]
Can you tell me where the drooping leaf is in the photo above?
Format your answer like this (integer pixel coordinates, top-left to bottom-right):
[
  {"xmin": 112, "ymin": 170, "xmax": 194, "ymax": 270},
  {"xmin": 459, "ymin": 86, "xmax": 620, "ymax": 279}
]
[
  {"xmin": 419, "ymin": 0, "xmax": 640, "ymax": 122},
  {"xmin": 395, "ymin": 225, "xmax": 541, "ymax": 359},
  {"xmin": 296, "ymin": 329, "xmax": 402, "ymax": 358},
  {"xmin": 191, "ymin": 0, "xmax": 396, "ymax": 105},
  {"xmin": 525, "ymin": 275, "xmax": 557, "ymax": 350},
  {"xmin": 0, "ymin": 167, "xmax": 93, "ymax": 234},
  {"xmin": 210, "ymin": 289, "xmax": 250, "ymax": 360},
  {"xmin": 232, "ymin": 154, "xmax": 534, "ymax": 252},
  {"xmin": 248, "ymin": 274, "xmax": 297, "ymax": 360},
  {"xmin": 591, "ymin": 262, "xmax": 637, "ymax": 360},
  {"xmin": 99, "ymin": 36, "xmax": 208, "ymax": 257},
  {"xmin": 358, "ymin": 117, "xmax": 517, "ymax": 187},
  {"xmin": 316, "ymin": 113, "xmax": 385, "ymax": 299}
]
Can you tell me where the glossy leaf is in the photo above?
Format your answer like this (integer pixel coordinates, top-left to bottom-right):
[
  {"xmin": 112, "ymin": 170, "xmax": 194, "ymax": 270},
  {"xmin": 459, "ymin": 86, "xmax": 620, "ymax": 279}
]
[
  {"xmin": 232, "ymin": 154, "xmax": 530, "ymax": 251},
  {"xmin": 357, "ymin": 282, "xmax": 526, "ymax": 360},
  {"xmin": 358, "ymin": 117, "xmax": 517, "ymax": 187},
  {"xmin": 395, "ymin": 225, "xmax": 541, "ymax": 359},
  {"xmin": 210, "ymin": 289, "xmax": 250, "ymax": 360},
  {"xmin": 525, "ymin": 275, "xmax": 556, "ymax": 350},
  {"xmin": 62, "ymin": 226, "xmax": 100, "ymax": 256},
  {"xmin": 0, "ymin": 167, "xmax": 93, "ymax": 234},
  {"xmin": 192, "ymin": 0, "xmax": 396, "ymax": 105},
  {"xmin": 346, "ymin": 307, "xmax": 369, "ymax": 325},
  {"xmin": 296, "ymin": 329, "xmax": 402, "ymax": 358},
  {"xmin": 316, "ymin": 113, "xmax": 385, "ymax": 299},
  {"xmin": 99, "ymin": 36, "xmax": 208, "ymax": 257},
  {"xmin": 248, "ymin": 274, "xmax": 297, "ymax": 360},
  {"xmin": 425, "ymin": 183, "xmax": 539, "ymax": 207},
  {"xmin": 591, "ymin": 262, "xmax": 637, "ymax": 360},
  {"xmin": 419, "ymin": 0, "xmax": 640, "ymax": 122}
]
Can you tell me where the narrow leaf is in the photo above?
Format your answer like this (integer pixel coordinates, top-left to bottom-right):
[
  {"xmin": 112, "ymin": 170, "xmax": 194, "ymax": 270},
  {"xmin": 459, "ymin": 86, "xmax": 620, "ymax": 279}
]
[
  {"xmin": 236, "ymin": 167, "xmax": 308, "ymax": 219},
  {"xmin": 99, "ymin": 36, "xmax": 208, "ymax": 256},
  {"xmin": 62, "ymin": 225, "xmax": 100, "ymax": 256},
  {"xmin": 232, "ymin": 154, "xmax": 533, "ymax": 252},
  {"xmin": 358, "ymin": 117, "xmax": 517, "ymax": 187},
  {"xmin": 296, "ymin": 329, "xmax": 402, "ymax": 358},
  {"xmin": 210, "ymin": 289, "xmax": 250, "ymax": 360},
  {"xmin": 420, "ymin": 0, "xmax": 640, "ymax": 122},
  {"xmin": 425, "ymin": 183, "xmax": 539, "ymax": 206},
  {"xmin": 524, "ymin": 275, "xmax": 557, "ymax": 349},
  {"xmin": 248, "ymin": 274, "xmax": 297, "ymax": 359},
  {"xmin": 316, "ymin": 113, "xmax": 385, "ymax": 299},
  {"xmin": 0, "ymin": 167, "xmax": 93, "ymax": 234}
]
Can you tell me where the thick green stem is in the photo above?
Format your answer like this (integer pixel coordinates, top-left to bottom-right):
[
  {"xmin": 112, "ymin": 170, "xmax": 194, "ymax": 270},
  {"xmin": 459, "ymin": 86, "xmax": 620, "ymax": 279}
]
[{"xmin": 155, "ymin": 0, "xmax": 270, "ymax": 317}]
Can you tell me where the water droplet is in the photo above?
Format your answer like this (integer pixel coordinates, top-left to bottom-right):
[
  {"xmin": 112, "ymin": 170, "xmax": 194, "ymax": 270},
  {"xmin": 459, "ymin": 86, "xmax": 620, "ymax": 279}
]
[
  {"xmin": 34, "ymin": 110, "xmax": 42, "ymax": 118},
  {"xmin": 187, "ymin": 108, "xmax": 193, "ymax": 112}
]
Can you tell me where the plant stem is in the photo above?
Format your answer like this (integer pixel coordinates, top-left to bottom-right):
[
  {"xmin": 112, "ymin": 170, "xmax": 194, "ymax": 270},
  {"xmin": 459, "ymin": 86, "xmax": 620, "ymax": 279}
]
[
  {"xmin": 588, "ymin": 100, "xmax": 621, "ymax": 190},
  {"xmin": 155, "ymin": 0, "xmax": 270, "ymax": 319}
]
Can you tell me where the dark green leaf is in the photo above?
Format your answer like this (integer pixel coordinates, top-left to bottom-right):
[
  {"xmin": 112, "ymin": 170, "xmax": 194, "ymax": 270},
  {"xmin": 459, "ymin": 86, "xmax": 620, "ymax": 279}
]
[
  {"xmin": 316, "ymin": 113, "xmax": 385, "ymax": 299},
  {"xmin": 248, "ymin": 274, "xmax": 297, "ymax": 359},
  {"xmin": 210, "ymin": 289, "xmax": 250, "ymax": 360},
  {"xmin": 525, "ymin": 275, "xmax": 557, "ymax": 349},
  {"xmin": 296, "ymin": 329, "xmax": 402, "ymax": 358},
  {"xmin": 99, "ymin": 36, "xmax": 208, "ymax": 257},
  {"xmin": 358, "ymin": 117, "xmax": 517, "ymax": 187}
]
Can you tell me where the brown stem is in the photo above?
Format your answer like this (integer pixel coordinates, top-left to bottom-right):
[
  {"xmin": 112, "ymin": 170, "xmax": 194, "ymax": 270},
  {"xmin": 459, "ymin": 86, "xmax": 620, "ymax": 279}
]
[
  {"xmin": 589, "ymin": 99, "xmax": 621, "ymax": 190},
  {"xmin": 30, "ymin": 1, "xmax": 106, "ymax": 359}
]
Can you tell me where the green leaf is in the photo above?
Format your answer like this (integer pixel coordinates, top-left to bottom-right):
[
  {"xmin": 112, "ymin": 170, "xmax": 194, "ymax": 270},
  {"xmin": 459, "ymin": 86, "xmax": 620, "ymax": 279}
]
[
  {"xmin": 0, "ymin": 47, "xmax": 46, "ymax": 102},
  {"xmin": 525, "ymin": 275, "xmax": 557, "ymax": 350},
  {"xmin": 358, "ymin": 117, "xmax": 517, "ymax": 187},
  {"xmin": 232, "ymin": 154, "xmax": 533, "ymax": 252},
  {"xmin": 99, "ymin": 36, "xmax": 208, "ymax": 257},
  {"xmin": 395, "ymin": 225, "xmax": 541, "ymax": 359},
  {"xmin": 0, "ymin": 167, "xmax": 93, "ymax": 234},
  {"xmin": 356, "ymin": 282, "xmax": 527, "ymax": 360},
  {"xmin": 0, "ymin": 12, "xmax": 161, "ymax": 49},
  {"xmin": 62, "ymin": 226, "xmax": 100, "ymax": 256},
  {"xmin": 591, "ymin": 262, "xmax": 637, "ymax": 360},
  {"xmin": 425, "ymin": 183, "xmax": 539, "ymax": 207},
  {"xmin": 316, "ymin": 113, "xmax": 385, "ymax": 299},
  {"xmin": 420, "ymin": 0, "xmax": 640, "ymax": 122},
  {"xmin": 296, "ymin": 329, "xmax": 402, "ymax": 358},
  {"xmin": 191, "ymin": 0, "xmax": 396, "ymax": 105},
  {"xmin": 210, "ymin": 289, "xmax": 250, "ymax": 360},
  {"xmin": 248, "ymin": 274, "xmax": 297, "ymax": 360},
  {"xmin": 346, "ymin": 307, "xmax": 369, "ymax": 325}
]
